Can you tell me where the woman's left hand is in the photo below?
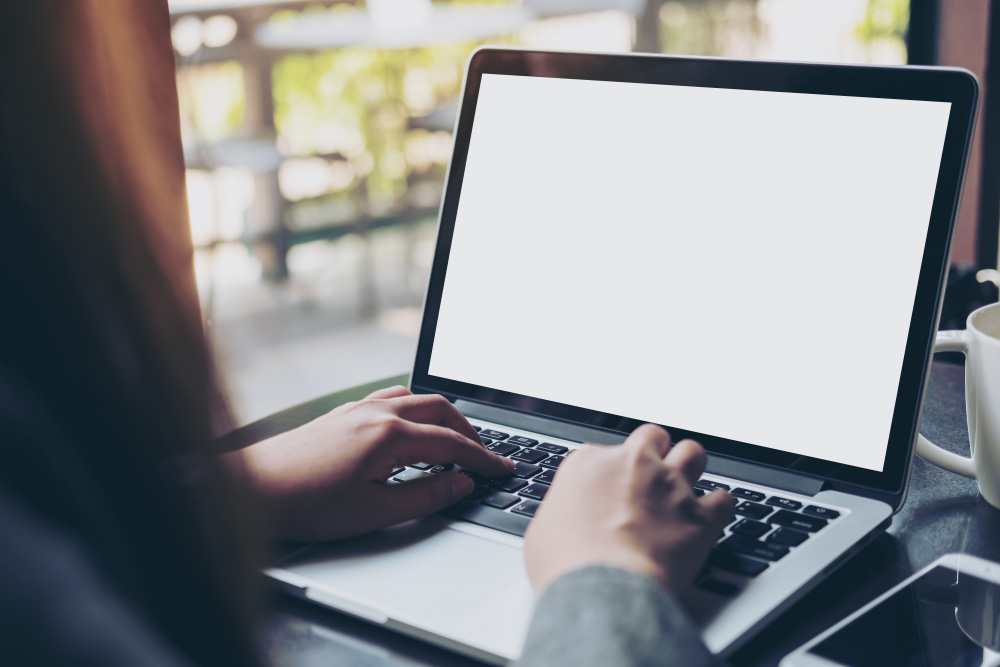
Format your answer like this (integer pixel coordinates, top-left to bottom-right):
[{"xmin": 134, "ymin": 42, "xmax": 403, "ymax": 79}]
[{"xmin": 232, "ymin": 386, "xmax": 514, "ymax": 542}]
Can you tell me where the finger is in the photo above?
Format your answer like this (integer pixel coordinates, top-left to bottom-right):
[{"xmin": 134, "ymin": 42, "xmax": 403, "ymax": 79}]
[
  {"xmin": 700, "ymin": 489, "xmax": 737, "ymax": 530},
  {"xmin": 390, "ymin": 422, "xmax": 514, "ymax": 475},
  {"xmin": 365, "ymin": 385, "xmax": 413, "ymax": 400},
  {"xmin": 374, "ymin": 472, "xmax": 474, "ymax": 526},
  {"xmin": 387, "ymin": 393, "xmax": 482, "ymax": 443},
  {"xmin": 627, "ymin": 423, "xmax": 672, "ymax": 458},
  {"xmin": 662, "ymin": 439, "xmax": 708, "ymax": 487}
]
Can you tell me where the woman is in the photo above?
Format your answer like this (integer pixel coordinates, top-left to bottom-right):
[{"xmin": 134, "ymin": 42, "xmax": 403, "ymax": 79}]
[{"xmin": 0, "ymin": 2, "xmax": 734, "ymax": 665}]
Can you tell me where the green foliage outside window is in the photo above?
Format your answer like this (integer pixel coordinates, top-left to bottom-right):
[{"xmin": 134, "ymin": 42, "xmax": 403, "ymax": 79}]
[
  {"xmin": 178, "ymin": 0, "xmax": 908, "ymax": 219},
  {"xmin": 856, "ymin": 0, "xmax": 909, "ymax": 47}
]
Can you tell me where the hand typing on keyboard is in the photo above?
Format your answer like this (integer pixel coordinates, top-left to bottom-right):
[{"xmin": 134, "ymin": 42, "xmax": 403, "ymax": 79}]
[
  {"xmin": 232, "ymin": 385, "xmax": 514, "ymax": 542},
  {"xmin": 523, "ymin": 424, "xmax": 735, "ymax": 596}
]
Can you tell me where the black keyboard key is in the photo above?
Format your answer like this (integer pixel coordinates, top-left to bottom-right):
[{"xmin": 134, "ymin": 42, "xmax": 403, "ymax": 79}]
[
  {"xmin": 720, "ymin": 535, "xmax": 789, "ymax": 561},
  {"xmin": 770, "ymin": 510, "xmax": 828, "ymax": 532},
  {"xmin": 539, "ymin": 455, "xmax": 565, "ymax": 469},
  {"xmin": 735, "ymin": 501, "xmax": 773, "ymax": 520},
  {"xmin": 441, "ymin": 502, "xmax": 529, "ymax": 537},
  {"xmin": 802, "ymin": 505, "xmax": 840, "ymax": 520},
  {"xmin": 410, "ymin": 462, "xmax": 432, "ymax": 470},
  {"xmin": 512, "ymin": 462, "xmax": 541, "ymax": 478},
  {"xmin": 429, "ymin": 464, "xmax": 454, "ymax": 473},
  {"xmin": 482, "ymin": 491, "xmax": 521, "ymax": 509},
  {"xmin": 698, "ymin": 578, "xmax": 740, "ymax": 597},
  {"xmin": 508, "ymin": 436, "xmax": 538, "ymax": 447},
  {"xmin": 519, "ymin": 483, "xmax": 549, "ymax": 501},
  {"xmin": 464, "ymin": 486, "xmax": 491, "ymax": 502},
  {"xmin": 472, "ymin": 426, "xmax": 482, "ymax": 431},
  {"xmin": 487, "ymin": 442, "xmax": 519, "ymax": 456},
  {"xmin": 536, "ymin": 443, "xmax": 568, "ymax": 455},
  {"xmin": 767, "ymin": 527, "xmax": 809, "ymax": 547},
  {"xmin": 534, "ymin": 469, "xmax": 556, "ymax": 485},
  {"xmin": 694, "ymin": 488, "xmax": 706, "ymax": 498},
  {"xmin": 732, "ymin": 488, "xmax": 766, "ymax": 502},
  {"xmin": 479, "ymin": 430, "xmax": 509, "ymax": 441},
  {"xmin": 695, "ymin": 480, "xmax": 731, "ymax": 491},
  {"xmin": 480, "ymin": 437, "xmax": 494, "ymax": 446},
  {"xmin": 765, "ymin": 496, "xmax": 803, "ymax": 511},
  {"xmin": 708, "ymin": 550, "xmax": 769, "ymax": 577},
  {"xmin": 512, "ymin": 500, "xmax": 541, "ymax": 517},
  {"xmin": 490, "ymin": 477, "xmax": 528, "ymax": 493},
  {"xmin": 511, "ymin": 449, "xmax": 547, "ymax": 464},
  {"xmin": 731, "ymin": 519, "xmax": 771, "ymax": 538},
  {"xmin": 394, "ymin": 468, "xmax": 428, "ymax": 482}
]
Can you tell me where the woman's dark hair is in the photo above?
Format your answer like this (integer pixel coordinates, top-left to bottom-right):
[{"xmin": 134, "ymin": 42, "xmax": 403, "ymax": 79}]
[{"xmin": 0, "ymin": 1, "xmax": 262, "ymax": 663}]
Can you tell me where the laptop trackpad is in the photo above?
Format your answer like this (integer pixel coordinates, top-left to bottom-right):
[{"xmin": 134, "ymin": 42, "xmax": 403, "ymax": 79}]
[{"xmin": 274, "ymin": 517, "xmax": 533, "ymax": 658}]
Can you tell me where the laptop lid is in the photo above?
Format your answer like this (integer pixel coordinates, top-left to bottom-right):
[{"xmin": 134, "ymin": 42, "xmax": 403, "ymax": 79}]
[{"xmin": 410, "ymin": 48, "xmax": 978, "ymax": 507}]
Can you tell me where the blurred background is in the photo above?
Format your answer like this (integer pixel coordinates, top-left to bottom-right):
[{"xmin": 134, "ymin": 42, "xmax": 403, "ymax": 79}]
[{"xmin": 169, "ymin": 0, "xmax": 999, "ymax": 425}]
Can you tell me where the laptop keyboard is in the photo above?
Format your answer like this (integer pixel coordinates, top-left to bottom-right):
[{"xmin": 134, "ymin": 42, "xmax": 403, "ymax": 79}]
[{"xmin": 388, "ymin": 422, "xmax": 847, "ymax": 597}]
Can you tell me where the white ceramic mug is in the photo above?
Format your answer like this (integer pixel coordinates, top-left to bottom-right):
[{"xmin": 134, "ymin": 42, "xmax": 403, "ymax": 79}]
[{"xmin": 916, "ymin": 302, "xmax": 1000, "ymax": 508}]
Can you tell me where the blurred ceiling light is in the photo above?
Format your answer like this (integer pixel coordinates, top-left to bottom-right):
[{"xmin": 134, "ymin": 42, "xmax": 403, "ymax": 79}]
[
  {"xmin": 172, "ymin": 16, "xmax": 203, "ymax": 56},
  {"xmin": 367, "ymin": 0, "xmax": 433, "ymax": 35},
  {"xmin": 202, "ymin": 15, "xmax": 238, "ymax": 48}
]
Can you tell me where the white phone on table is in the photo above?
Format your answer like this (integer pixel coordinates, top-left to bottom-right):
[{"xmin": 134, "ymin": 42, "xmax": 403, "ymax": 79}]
[{"xmin": 781, "ymin": 553, "xmax": 1000, "ymax": 667}]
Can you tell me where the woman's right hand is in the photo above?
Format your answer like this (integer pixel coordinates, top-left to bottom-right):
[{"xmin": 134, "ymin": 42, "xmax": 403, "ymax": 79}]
[{"xmin": 523, "ymin": 424, "xmax": 735, "ymax": 596}]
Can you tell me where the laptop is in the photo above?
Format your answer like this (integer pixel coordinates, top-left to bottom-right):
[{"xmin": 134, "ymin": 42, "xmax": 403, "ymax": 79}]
[{"xmin": 266, "ymin": 48, "xmax": 979, "ymax": 663}]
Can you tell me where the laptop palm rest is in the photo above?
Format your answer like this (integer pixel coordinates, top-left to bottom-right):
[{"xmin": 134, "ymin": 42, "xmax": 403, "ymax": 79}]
[{"xmin": 270, "ymin": 516, "xmax": 533, "ymax": 662}]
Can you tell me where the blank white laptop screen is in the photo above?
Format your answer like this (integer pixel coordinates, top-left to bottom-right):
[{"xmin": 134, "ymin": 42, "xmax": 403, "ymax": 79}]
[{"xmin": 428, "ymin": 73, "xmax": 952, "ymax": 472}]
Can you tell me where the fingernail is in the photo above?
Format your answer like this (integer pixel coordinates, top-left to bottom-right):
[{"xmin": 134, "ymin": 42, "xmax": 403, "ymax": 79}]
[{"xmin": 452, "ymin": 473, "xmax": 474, "ymax": 500}]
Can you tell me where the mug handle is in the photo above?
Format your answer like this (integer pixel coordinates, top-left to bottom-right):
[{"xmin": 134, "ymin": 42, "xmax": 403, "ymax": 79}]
[{"xmin": 915, "ymin": 330, "xmax": 977, "ymax": 479}]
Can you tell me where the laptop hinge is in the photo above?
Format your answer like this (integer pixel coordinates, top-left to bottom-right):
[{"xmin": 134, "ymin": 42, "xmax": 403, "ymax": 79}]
[
  {"xmin": 454, "ymin": 400, "xmax": 627, "ymax": 445},
  {"xmin": 705, "ymin": 456, "xmax": 825, "ymax": 497},
  {"xmin": 456, "ymin": 400, "xmax": 825, "ymax": 496}
]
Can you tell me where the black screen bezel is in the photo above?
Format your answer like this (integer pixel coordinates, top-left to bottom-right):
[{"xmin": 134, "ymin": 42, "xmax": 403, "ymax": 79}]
[{"xmin": 411, "ymin": 48, "xmax": 978, "ymax": 497}]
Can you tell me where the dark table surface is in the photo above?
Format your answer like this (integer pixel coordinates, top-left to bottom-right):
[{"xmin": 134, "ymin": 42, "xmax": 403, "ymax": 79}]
[{"xmin": 254, "ymin": 361, "xmax": 1000, "ymax": 667}]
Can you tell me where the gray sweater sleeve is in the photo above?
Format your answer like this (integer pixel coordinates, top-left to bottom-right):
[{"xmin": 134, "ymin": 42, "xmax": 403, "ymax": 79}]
[{"xmin": 516, "ymin": 566, "xmax": 725, "ymax": 667}]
